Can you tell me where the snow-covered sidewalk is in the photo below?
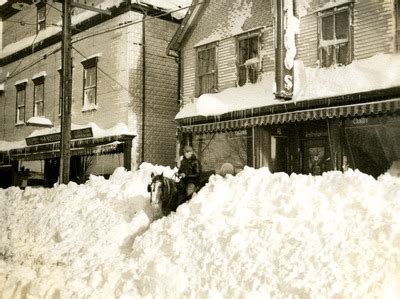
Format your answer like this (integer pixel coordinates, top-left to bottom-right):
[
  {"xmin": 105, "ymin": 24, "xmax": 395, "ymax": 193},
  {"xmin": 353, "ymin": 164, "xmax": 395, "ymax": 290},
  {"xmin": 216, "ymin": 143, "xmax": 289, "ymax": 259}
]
[{"xmin": 1, "ymin": 164, "xmax": 400, "ymax": 298}]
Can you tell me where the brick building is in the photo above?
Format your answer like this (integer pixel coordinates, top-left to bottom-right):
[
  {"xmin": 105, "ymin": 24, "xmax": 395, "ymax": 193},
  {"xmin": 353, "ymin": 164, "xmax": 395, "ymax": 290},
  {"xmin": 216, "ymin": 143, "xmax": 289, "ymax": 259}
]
[
  {"xmin": 0, "ymin": 0, "xmax": 181, "ymax": 188},
  {"xmin": 169, "ymin": 0, "xmax": 400, "ymax": 177}
]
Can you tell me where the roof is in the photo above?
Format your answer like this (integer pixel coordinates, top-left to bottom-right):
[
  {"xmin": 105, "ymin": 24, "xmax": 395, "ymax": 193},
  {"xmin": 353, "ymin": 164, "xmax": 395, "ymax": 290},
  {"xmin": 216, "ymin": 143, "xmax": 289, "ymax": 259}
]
[{"xmin": 167, "ymin": 0, "xmax": 208, "ymax": 56}]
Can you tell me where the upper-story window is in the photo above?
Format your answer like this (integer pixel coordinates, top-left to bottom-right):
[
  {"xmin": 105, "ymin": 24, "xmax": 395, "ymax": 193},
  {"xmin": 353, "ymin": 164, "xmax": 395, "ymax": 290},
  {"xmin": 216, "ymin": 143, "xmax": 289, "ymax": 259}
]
[
  {"xmin": 318, "ymin": 5, "xmax": 352, "ymax": 67},
  {"xmin": 15, "ymin": 82, "xmax": 27, "ymax": 124},
  {"xmin": 36, "ymin": 1, "xmax": 46, "ymax": 33},
  {"xmin": 33, "ymin": 76, "xmax": 45, "ymax": 117},
  {"xmin": 237, "ymin": 32, "xmax": 261, "ymax": 86},
  {"xmin": 81, "ymin": 57, "xmax": 98, "ymax": 111},
  {"xmin": 196, "ymin": 43, "xmax": 217, "ymax": 96},
  {"xmin": 396, "ymin": 0, "xmax": 400, "ymax": 51}
]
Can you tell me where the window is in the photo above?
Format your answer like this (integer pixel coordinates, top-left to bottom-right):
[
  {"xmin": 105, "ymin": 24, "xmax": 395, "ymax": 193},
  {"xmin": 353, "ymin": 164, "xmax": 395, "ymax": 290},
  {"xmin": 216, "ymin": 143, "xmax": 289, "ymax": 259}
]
[
  {"xmin": 196, "ymin": 43, "xmax": 217, "ymax": 96},
  {"xmin": 15, "ymin": 83, "xmax": 26, "ymax": 124},
  {"xmin": 36, "ymin": 1, "xmax": 46, "ymax": 33},
  {"xmin": 33, "ymin": 77, "xmax": 45, "ymax": 117},
  {"xmin": 318, "ymin": 6, "xmax": 352, "ymax": 67},
  {"xmin": 81, "ymin": 57, "xmax": 98, "ymax": 110},
  {"xmin": 237, "ymin": 33, "xmax": 260, "ymax": 86},
  {"xmin": 396, "ymin": 0, "xmax": 400, "ymax": 51}
]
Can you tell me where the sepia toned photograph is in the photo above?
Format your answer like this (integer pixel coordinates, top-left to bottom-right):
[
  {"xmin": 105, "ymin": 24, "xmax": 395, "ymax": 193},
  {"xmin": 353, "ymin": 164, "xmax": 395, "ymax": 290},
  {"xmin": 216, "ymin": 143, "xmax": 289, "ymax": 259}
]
[{"xmin": 0, "ymin": 0, "xmax": 399, "ymax": 297}]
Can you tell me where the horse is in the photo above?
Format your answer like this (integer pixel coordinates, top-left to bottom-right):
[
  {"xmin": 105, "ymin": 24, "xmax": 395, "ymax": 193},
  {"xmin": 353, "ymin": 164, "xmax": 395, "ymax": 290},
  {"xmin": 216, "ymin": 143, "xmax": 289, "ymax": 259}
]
[{"xmin": 147, "ymin": 173, "xmax": 187, "ymax": 216}]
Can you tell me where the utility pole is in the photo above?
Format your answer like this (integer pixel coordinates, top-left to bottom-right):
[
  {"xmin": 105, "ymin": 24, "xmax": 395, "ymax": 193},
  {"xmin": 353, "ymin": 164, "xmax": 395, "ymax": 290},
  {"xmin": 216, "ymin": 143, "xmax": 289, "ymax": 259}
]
[
  {"xmin": 58, "ymin": 1, "xmax": 111, "ymax": 184},
  {"xmin": 59, "ymin": 0, "xmax": 72, "ymax": 184}
]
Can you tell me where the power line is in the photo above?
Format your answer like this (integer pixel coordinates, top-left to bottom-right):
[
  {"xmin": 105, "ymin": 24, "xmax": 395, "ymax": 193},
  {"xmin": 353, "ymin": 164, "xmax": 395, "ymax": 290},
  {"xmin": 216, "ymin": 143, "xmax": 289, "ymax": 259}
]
[
  {"xmin": 72, "ymin": 45, "xmax": 135, "ymax": 97},
  {"xmin": 72, "ymin": 2, "xmax": 203, "ymax": 44},
  {"xmin": 8, "ymin": 3, "xmax": 55, "ymax": 78}
]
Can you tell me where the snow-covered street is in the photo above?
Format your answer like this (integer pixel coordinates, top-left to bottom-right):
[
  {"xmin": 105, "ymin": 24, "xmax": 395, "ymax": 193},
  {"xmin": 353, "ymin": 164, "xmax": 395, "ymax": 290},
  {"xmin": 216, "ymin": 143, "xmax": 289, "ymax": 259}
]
[{"xmin": 1, "ymin": 164, "xmax": 399, "ymax": 298}]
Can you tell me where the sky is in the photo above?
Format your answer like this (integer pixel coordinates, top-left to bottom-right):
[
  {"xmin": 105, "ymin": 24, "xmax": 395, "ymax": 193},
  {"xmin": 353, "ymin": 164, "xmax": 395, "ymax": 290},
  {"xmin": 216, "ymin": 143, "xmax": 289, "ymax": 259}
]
[{"xmin": 1, "ymin": 162, "xmax": 400, "ymax": 298}]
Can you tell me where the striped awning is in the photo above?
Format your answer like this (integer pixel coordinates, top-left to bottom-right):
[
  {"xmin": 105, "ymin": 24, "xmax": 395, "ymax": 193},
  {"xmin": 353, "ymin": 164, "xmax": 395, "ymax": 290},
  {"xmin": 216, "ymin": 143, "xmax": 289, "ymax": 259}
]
[{"xmin": 180, "ymin": 98, "xmax": 400, "ymax": 133}]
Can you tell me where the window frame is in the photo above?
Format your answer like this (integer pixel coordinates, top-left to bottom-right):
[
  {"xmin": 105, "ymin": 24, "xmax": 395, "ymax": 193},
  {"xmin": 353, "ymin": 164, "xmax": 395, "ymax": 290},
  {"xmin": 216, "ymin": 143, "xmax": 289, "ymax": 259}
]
[
  {"xmin": 236, "ymin": 31, "xmax": 262, "ymax": 86},
  {"xmin": 36, "ymin": 1, "xmax": 46, "ymax": 33},
  {"xmin": 15, "ymin": 83, "xmax": 27, "ymax": 125},
  {"xmin": 81, "ymin": 56, "xmax": 98, "ymax": 110},
  {"xmin": 33, "ymin": 76, "xmax": 45, "ymax": 117},
  {"xmin": 195, "ymin": 42, "xmax": 218, "ymax": 97},
  {"xmin": 317, "ymin": 4, "xmax": 353, "ymax": 68}
]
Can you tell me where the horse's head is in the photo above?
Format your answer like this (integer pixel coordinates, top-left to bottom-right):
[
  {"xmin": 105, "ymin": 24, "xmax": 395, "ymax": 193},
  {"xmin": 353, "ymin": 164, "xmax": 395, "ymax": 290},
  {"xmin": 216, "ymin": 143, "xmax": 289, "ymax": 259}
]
[
  {"xmin": 147, "ymin": 172, "xmax": 179, "ymax": 215},
  {"xmin": 148, "ymin": 172, "xmax": 164, "ymax": 207}
]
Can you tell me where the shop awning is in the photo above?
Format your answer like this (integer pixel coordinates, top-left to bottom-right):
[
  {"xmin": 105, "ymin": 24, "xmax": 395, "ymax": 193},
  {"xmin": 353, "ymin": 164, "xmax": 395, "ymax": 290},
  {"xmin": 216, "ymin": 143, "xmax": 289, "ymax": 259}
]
[
  {"xmin": 179, "ymin": 98, "xmax": 400, "ymax": 133},
  {"xmin": 6, "ymin": 134, "xmax": 135, "ymax": 161}
]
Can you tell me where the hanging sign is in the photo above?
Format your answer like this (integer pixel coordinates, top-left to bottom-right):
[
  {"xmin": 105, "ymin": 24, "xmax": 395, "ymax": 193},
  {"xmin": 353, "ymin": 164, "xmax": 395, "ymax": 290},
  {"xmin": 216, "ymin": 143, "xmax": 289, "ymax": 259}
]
[{"xmin": 26, "ymin": 127, "xmax": 93, "ymax": 146}]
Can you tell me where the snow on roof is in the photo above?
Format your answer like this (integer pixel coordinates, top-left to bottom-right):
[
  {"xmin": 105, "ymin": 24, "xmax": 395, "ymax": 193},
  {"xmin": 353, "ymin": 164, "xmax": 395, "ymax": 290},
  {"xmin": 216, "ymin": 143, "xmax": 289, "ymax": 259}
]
[
  {"xmin": 14, "ymin": 78, "xmax": 28, "ymax": 86},
  {"xmin": 135, "ymin": 0, "xmax": 192, "ymax": 19},
  {"xmin": 0, "ymin": 0, "xmax": 188, "ymax": 59},
  {"xmin": 176, "ymin": 53, "xmax": 400, "ymax": 119},
  {"xmin": 194, "ymin": 0, "xmax": 253, "ymax": 47},
  {"xmin": 0, "ymin": 122, "xmax": 134, "ymax": 151},
  {"xmin": 28, "ymin": 122, "xmax": 134, "ymax": 139}
]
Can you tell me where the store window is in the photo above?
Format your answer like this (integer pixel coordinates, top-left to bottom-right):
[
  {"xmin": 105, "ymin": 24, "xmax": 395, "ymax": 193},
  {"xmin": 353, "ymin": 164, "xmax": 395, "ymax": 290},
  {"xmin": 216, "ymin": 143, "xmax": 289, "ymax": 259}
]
[
  {"xmin": 237, "ymin": 32, "xmax": 261, "ymax": 86},
  {"xmin": 318, "ymin": 5, "xmax": 352, "ymax": 67},
  {"xmin": 344, "ymin": 115, "xmax": 400, "ymax": 177},
  {"xmin": 81, "ymin": 57, "xmax": 98, "ymax": 111},
  {"xmin": 196, "ymin": 43, "xmax": 217, "ymax": 96},
  {"xmin": 33, "ymin": 76, "xmax": 45, "ymax": 117},
  {"xmin": 36, "ymin": 1, "xmax": 46, "ymax": 33},
  {"xmin": 15, "ymin": 82, "xmax": 26, "ymax": 124},
  {"xmin": 192, "ymin": 130, "xmax": 250, "ymax": 174}
]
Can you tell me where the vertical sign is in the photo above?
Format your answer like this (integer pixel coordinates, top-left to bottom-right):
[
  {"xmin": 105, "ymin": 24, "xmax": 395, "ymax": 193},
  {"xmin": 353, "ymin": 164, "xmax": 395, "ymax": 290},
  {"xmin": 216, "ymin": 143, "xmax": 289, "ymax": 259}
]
[{"xmin": 274, "ymin": 0, "xmax": 294, "ymax": 100}]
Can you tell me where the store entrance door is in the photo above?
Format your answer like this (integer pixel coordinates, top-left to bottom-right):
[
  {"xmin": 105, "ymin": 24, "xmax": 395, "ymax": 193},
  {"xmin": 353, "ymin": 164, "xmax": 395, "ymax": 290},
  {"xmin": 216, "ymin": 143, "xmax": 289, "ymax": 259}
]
[{"xmin": 302, "ymin": 138, "xmax": 333, "ymax": 175}]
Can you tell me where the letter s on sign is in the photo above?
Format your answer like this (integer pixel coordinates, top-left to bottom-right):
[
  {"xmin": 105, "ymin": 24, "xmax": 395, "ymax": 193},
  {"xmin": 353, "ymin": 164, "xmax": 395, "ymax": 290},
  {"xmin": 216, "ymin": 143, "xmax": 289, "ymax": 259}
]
[{"xmin": 284, "ymin": 75, "xmax": 293, "ymax": 91}]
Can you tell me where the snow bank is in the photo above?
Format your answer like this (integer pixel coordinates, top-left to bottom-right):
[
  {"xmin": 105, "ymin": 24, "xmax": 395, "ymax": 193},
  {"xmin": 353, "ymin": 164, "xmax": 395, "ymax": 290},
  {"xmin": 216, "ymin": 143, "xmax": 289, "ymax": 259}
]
[{"xmin": 1, "ymin": 166, "xmax": 400, "ymax": 298}]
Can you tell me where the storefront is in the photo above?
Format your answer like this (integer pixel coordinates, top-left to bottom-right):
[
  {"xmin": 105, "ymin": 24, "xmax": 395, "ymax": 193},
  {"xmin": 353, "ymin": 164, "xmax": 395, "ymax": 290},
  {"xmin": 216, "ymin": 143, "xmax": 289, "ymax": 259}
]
[
  {"xmin": 178, "ymin": 97, "xmax": 400, "ymax": 177},
  {"xmin": 0, "ymin": 128, "xmax": 135, "ymax": 188}
]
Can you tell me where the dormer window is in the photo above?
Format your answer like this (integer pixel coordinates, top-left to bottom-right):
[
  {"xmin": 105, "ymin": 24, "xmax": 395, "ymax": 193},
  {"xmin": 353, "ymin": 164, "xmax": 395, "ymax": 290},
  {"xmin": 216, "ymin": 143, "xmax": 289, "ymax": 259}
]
[
  {"xmin": 318, "ymin": 5, "xmax": 353, "ymax": 67},
  {"xmin": 237, "ymin": 32, "xmax": 261, "ymax": 86},
  {"xmin": 36, "ymin": 1, "xmax": 46, "ymax": 33}
]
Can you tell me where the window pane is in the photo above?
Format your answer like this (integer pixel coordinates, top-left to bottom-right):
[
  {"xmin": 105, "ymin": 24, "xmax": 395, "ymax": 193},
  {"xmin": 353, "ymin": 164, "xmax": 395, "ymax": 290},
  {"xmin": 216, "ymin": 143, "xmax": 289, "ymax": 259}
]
[
  {"xmin": 321, "ymin": 15, "xmax": 334, "ymax": 40},
  {"xmin": 84, "ymin": 88, "xmax": 96, "ymax": 105},
  {"xmin": 35, "ymin": 101, "xmax": 44, "ymax": 117},
  {"xmin": 239, "ymin": 39, "xmax": 249, "ymax": 64},
  {"xmin": 337, "ymin": 42, "xmax": 349, "ymax": 65},
  {"xmin": 18, "ymin": 107, "xmax": 24, "ymax": 122},
  {"xmin": 321, "ymin": 46, "xmax": 334, "ymax": 67},
  {"xmin": 85, "ymin": 67, "xmax": 96, "ymax": 87},
  {"xmin": 238, "ymin": 66, "xmax": 247, "ymax": 86},
  {"xmin": 335, "ymin": 11, "xmax": 349, "ymax": 40},
  {"xmin": 35, "ymin": 83, "xmax": 44, "ymax": 102},
  {"xmin": 249, "ymin": 36, "xmax": 259, "ymax": 59},
  {"xmin": 38, "ymin": 6, "xmax": 46, "ymax": 20}
]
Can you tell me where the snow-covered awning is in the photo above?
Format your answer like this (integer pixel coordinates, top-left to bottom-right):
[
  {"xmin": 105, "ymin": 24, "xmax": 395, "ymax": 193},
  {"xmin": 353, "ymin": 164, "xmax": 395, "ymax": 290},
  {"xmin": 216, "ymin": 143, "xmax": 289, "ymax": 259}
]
[
  {"xmin": 7, "ymin": 135, "xmax": 135, "ymax": 161},
  {"xmin": 179, "ymin": 97, "xmax": 400, "ymax": 134}
]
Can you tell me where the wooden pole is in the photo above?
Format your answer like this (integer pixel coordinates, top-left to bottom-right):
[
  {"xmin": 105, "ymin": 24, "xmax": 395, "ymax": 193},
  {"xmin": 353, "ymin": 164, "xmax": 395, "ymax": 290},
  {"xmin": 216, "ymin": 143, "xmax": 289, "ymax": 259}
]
[{"xmin": 60, "ymin": 0, "xmax": 72, "ymax": 184}]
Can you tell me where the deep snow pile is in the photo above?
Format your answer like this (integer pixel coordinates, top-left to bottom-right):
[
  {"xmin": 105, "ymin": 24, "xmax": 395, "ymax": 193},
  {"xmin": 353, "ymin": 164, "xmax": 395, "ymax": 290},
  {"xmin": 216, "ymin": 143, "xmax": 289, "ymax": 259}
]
[{"xmin": 1, "ymin": 165, "xmax": 400, "ymax": 298}]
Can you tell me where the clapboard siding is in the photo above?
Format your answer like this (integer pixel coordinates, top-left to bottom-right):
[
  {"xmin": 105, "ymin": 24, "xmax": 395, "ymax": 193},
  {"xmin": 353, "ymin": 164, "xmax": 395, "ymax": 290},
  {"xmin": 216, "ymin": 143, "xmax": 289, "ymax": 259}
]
[
  {"xmin": 182, "ymin": 47, "xmax": 196, "ymax": 102},
  {"xmin": 297, "ymin": 14, "xmax": 318, "ymax": 67},
  {"xmin": 261, "ymin": 26, "xmax": 274, "ymax": 72},
  {"xmin": 354, "ymin": 1, "xmax": 395, "ymax": 59},
  {"xmin": 218, "ymin": 38, "xmax": 237, "ymax": 90}
]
